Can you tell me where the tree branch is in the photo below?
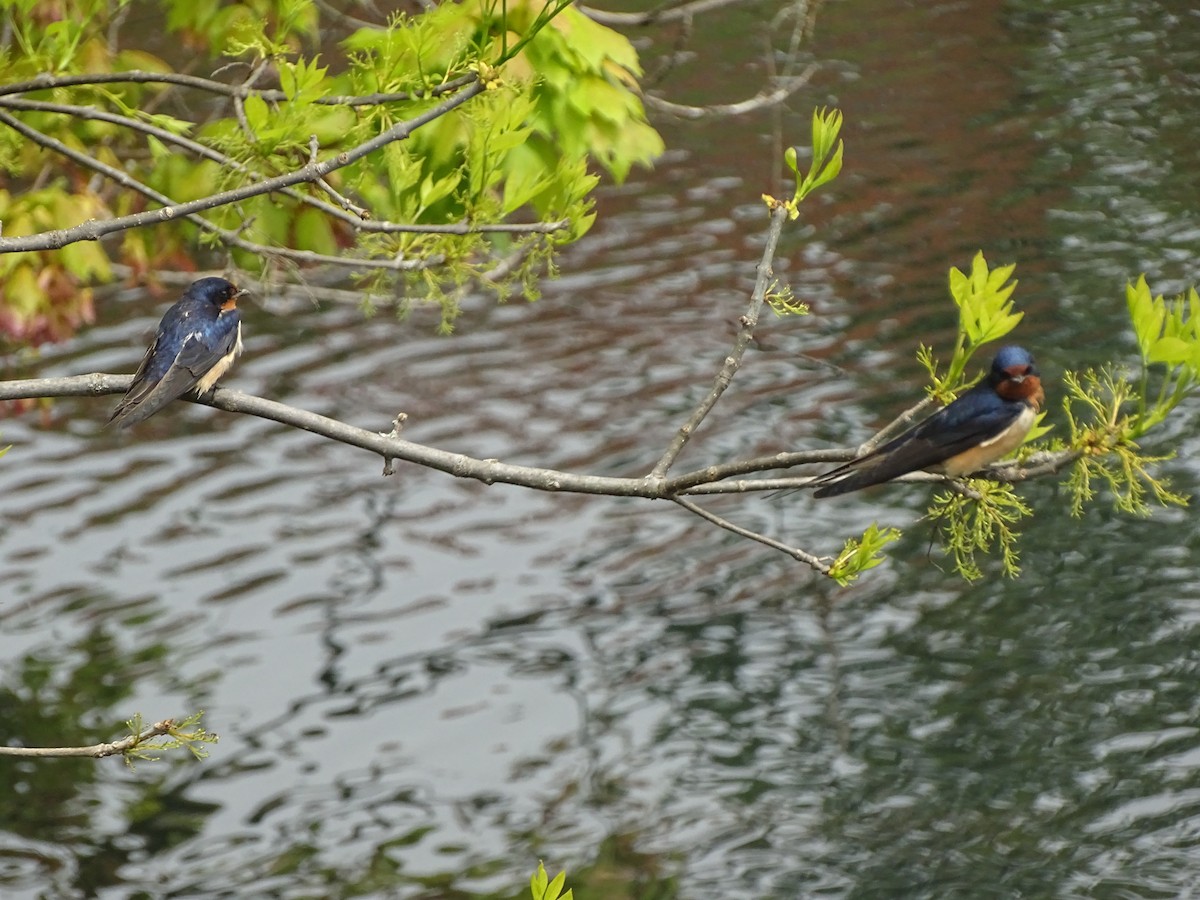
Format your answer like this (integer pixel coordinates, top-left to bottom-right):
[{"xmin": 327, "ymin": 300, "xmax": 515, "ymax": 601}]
[
  {"xmin": 0, "ymin": 719, "xmax": 174, "ymax": 759},
  {"xmin": 0, "ymin": 95, "xmax": 568, "ymax": 238},
  {"xmin": 645, "ymin": 68, "xmax": 817, "ymax": 120},
  {"xmin": 580, "ymin": 0, "xmax": 754, "ymax": 27},
  {"xmin": 0, "ymin": 109, "xmax": 437, "ymax": 273},
  {"xmin": 0, "ymin": 375, "xmax": 1077, "ymax": 496},
  {"xmin": 0, "ymin": 76, "xmax": 486, "ymax": 254},
  {"xmin": 672, "ymin": 496, "xmax": 832, "ymax": 573},
  {"xmin": 649, "ymin": 202, "xmax": 790, "ymax": 480},
  {"xmin": 856, "ymin": 394, "xmax": 937, "ymax": 455},
  {"xmin": 0, "ymin": 68, "xmax": 478, "ymax": 107}
]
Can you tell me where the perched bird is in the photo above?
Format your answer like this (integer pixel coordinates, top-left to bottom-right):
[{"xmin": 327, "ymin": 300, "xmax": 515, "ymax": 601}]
[
  {"xmin": 108, "ymin": 277, "xmax": 246, "ymax": 429},
  {"xmin": 810, "ymin": 345, "xmax": 1044, "ymax": 498}
]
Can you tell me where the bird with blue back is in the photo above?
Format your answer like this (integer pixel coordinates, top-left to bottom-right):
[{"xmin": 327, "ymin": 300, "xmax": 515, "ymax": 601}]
[
  {"xmin": 810, "ymin": 345, "xmax": 1043, "ymax": 497},
  {"xmin": 108, "ymin": 277, "xmax": 246, "ymax": 429}
]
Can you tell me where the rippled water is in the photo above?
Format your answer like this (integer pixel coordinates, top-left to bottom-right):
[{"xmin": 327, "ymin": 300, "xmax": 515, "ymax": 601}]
[{"xmin": 4, "ymin": 1, "xmax": 1200, "ymax": 897}]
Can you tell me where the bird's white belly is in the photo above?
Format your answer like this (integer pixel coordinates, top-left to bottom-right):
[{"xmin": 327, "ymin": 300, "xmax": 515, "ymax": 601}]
[
  {"xmin": 935, "ymin": 405, "xmax": 1036, "ymax": 477},
  {"xmin": 194, "ymin": 324, "xmax": 243, "ymax": 394}
]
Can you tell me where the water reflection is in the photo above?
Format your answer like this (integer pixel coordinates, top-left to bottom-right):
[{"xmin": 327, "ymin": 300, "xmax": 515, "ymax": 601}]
[{"xmin": 4, "ymin": 0, "xmax": 1200, "ymax": 897}]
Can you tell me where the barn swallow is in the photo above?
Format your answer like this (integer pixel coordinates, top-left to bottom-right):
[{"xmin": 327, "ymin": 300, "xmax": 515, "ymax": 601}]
[
  {"xmin": 108, "ymin": 277, "xmax": 245, "ymax": 429},
  {"xmin": 810, "ymin": 345, "xmax": 1043, "ymax": 498}
]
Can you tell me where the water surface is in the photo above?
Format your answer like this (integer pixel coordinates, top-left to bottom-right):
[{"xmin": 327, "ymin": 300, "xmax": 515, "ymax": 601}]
[{"xmin": 3, "ymin": 1, "xmax": 1200, "ymax": 897}]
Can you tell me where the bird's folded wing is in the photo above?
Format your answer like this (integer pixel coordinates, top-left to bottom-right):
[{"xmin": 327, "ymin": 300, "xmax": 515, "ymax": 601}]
[
  {"xmin": 109, "ymin": 328, "xmax": 237, "ymax": 427},
  {"xmin": 812, "ymin": 401, "xmax": 1022, "ymax": 491}
]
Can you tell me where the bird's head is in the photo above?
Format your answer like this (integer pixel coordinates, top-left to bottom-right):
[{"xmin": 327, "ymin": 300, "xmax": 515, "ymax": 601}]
[
  {"xmin": 188, "ymin": 277, "xmax": 247, "ymax": 312},
  {"xmin": 989, "ymin": 345, "xmax": 1043, "ymax": 408}
]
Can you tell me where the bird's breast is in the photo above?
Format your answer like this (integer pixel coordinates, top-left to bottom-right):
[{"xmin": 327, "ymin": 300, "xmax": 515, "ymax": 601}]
[{"xmin": 194, "ymin": 323, "xmax": 244, "ymax": 394}]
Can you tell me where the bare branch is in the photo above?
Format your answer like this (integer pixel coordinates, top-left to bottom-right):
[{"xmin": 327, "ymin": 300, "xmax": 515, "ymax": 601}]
[
  {"xmin": 673, "ymin": 496, "xmax": 832, "ymax": 573},
  {"xmin": 856, "ymin": 395, "xmax": 938, "ymax": 455},
  {"xmin": 645, "ymin": 68, "xmax": 817, "ymax": 120},
  {"xmin": 988, "ymin": 450, "xmax": 1082, "ymax": 482},
  {"xmin": 0, "ymin": 719, "xmax": 174, "ymax": 759},
  {"xmin": 579, "ymin": 0, "xmax": 754, "ymax": 27},
  {"xmin": 0, "ymin": 96, "xmax": 566, "ymax": 243},
  {"xmin": 670, "ymin": 449, "xmax": 850, "ymax": 490},
  {"xmin": 0, "ymin": 375, "xmax": 674, "ymax": 497},
  {"xmin": 310, "ymin": 134, "xmax": 372, "ymax": 218},
  {"xmin": 649, "ymin": 202, "xmax": 789, "ymax": 479}
]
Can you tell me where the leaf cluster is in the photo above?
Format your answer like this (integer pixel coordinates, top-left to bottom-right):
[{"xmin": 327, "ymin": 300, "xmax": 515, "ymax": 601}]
[
  {"xmin": 917, "ymin": 251, "xmax": 1024, "ymax": 402},
  {"xmin": 783, "ymin": 107, "xmax": 843, "ymax": 210},
  {"xmin": 0, "ymin": 0, "xmax": 664, "ymax": 341},
  {"xmin": 828, "ymin": 523, "xmax": 900, "ymax": 586},
  {"xmin": 530, "ymin": 861, "xmax": 574, "ymax": 900},
  {"xmin": 122, "ymin": 711, "xmax": 219, "ymax": 768}
]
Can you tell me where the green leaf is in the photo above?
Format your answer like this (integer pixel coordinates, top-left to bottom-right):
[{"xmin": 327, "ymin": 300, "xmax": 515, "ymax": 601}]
[
  {"xmin": 531, "ymin": 861, "xmax": 549, "ymax": 900},
  {"xmin": 828, "ymin": 523, "xmax": 901, "ymax": 586},
  {"xmin": 1126, "ymin": 275, "xmax": 1159, "ymax": 362},
  {"xmin": 293, "ymin": 207, "xmax": 338, "ymax": 255},
  {"xmin": 1149, "ymin": 335, "xmax": 1192, "ymax": 365},
  {"xmin": 242, "ymin": 94, "xmax": 271, "ymax": 134},
  {"xmin": 792, "ymin": 107, "xmax": 843, "ymax": 203},
  {"xmin": 61, "ymin": 240, "xmax": 113, "ymax": 282},
  {"xmin": 418, "ymin": 169, "xmax": 463, "ymax": 211},
  {"xmin": 807, "ymin": 140, "xmax": 843, "ymax": 192}
]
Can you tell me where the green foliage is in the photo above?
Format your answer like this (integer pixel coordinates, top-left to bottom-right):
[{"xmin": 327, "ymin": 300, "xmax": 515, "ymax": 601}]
[
  {"xmin": 918, "ymin": 252, "xmax": 1024, "ymax": 403},
  {"xmin": 0, "ymin": 189, "xmax": 102, "ymax": 342},
  {"xmin": 530, "ymin": 861, "xmax": 574, "ymax": 900},
  {"xmin": 1062, "ymin": 367, "xmax": 1186, "ymax": 517},
  {"xmin": 1125, "ymin": 276, "xmax": 1200, "ymax": 436},
  {"xmin": 765, "ymin": 279, "xmax": 809, "ymax": 318},
  {"xmin": 929, "ymin": 482, "xmax": 1032, "ymax": 581},
  {"xmin": 828, "ymin": 523, "xmax": 901, "ymax": 586},
  {"xmin": 764, "ymin": 107, "xmax": 842, "ymax": 318},
  {"xmin": 783, "ymin": 107, "xmax": 843, "ymax": 211},
  {"xmin": 0, "ymin": 0, "xmax": 663, "ymax": 341},
  {"xmin": 121, "ymin": 711, "xmax": 219, "ymax": 768}
]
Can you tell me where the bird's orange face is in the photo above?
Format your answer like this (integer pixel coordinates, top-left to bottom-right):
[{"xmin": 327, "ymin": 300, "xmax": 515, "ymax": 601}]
[
  {"xmin": 220, "ymin": 284, "xmax": 244, "ymax": 313},
  {"xmin": 997, "ymin": 363, "xmax": 1044, "ymax": 409}
]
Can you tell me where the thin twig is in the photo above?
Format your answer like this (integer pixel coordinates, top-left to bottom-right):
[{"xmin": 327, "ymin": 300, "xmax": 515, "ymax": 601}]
[
  {"xmin": 672, "ymin": 496, "xmax": 831, "ymax": 573},
  {"xmin": 0, "ymin": 376, "xmax": 1076, "ymax": 496},
  {"xmin": 670, "ymin": 449, "xmax": 850, "ymax": 491},
  {"xmin": 0, "ymin": 719, "xmax": 174, "ymax": 759},
  {"xmin": 856, "ymin": 395, "xmax": 938, "ymax": 455},
  {"xmin": 310, "ymin": 134, "xmax": 372, "ymax": 218},
  {"xmin": 0, "ymin": 69, "xmax": 478, "ymax": 106},
  {"xmin": 649, "ymin": 202, "xmax": 789, "ymax": 479},
  {"xmin": 231, "ymin": 58, "xmax": 271, "ymax": 141},
  {"xmin": 988, "ymin": 450, "xmax": 1083, "ymax": 482},
  {"xmin": 579, "ymin": 0, "xmax": 753, "ymax": 27},
  {"xmin": 645, "ymin": 68, "xmax": 817, "ymax": 120},
  {"xmin": 678, "ymin": 471, "xmax": 950, "ymax": 495}
]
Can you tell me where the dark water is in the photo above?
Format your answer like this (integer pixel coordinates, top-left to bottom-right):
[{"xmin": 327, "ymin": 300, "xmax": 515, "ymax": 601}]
[{"xmin": 4, "ymin": 1, "xmax": 1200, "ymax": 897}]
